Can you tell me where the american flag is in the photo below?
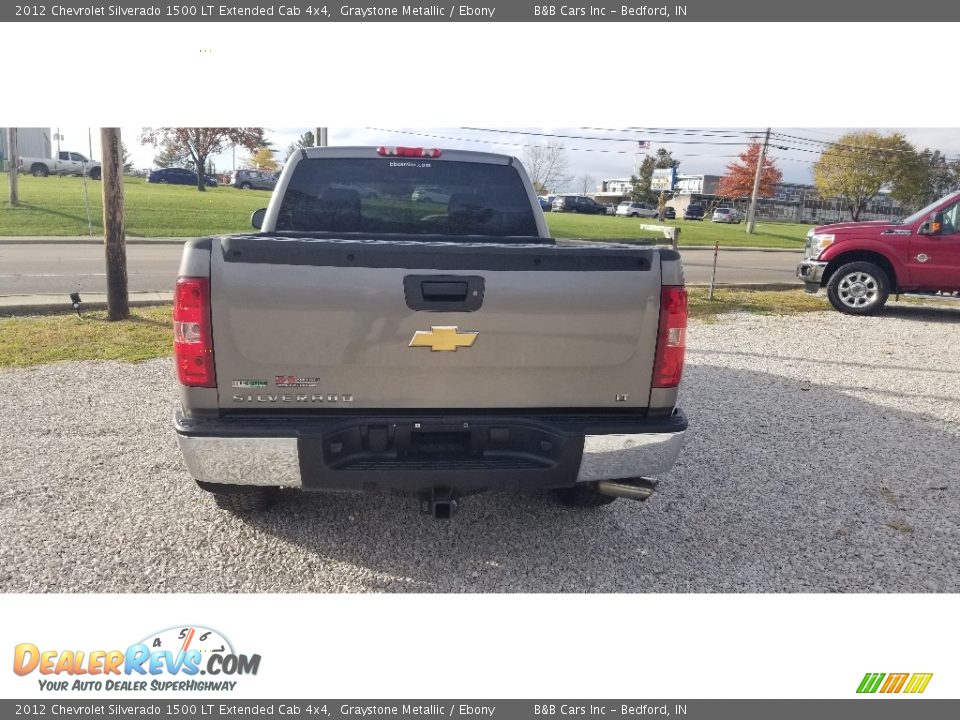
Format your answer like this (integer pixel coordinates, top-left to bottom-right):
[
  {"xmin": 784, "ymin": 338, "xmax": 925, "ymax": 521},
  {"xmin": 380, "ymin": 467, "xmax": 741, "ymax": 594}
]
[{"xmin": 637, "ymin": 140, "xmax": 651, "ymax": 149}]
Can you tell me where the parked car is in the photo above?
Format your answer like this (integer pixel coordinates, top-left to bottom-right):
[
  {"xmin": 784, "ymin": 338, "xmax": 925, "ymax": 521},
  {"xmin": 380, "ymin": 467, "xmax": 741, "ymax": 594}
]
[
  {"xmin": 712, "ymin": 207, "xmax": 742, "ymax": 224},
  {"xmin": 231, "ymin": 169, "xmax": 279, "ymax": 190},
  {"xmin": 616, "ymin": 201, "xmax": 658, "ymax": 219},
  {"xmin": 683, "ymin": 205, "xmax": 705, "ymax": 221},
  {"xmin": 663, "ymin": 207, "xmax": 676, "ymax": 220},
  {"xmin": 797, "ymin": 190, "xmax": 960, "ymax": 315},
  {"xmin": 147, "ymin": 168, "xmax": 218, "ymax": 187},
  {"xmin": 552, "ymin": 195, "xmax": 607, "ymax": 215},
  {"xmin": 604, "ymin": 203, "xmax": 616, "ymax": 215},
  {"xmin": 19, "ymin": 151, "xmax": 101, "ymax": 180}
]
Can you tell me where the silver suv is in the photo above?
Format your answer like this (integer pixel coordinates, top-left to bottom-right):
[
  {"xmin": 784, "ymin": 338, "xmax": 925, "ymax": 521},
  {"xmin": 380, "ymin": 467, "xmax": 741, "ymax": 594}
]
[
  {"xmin": 231, "ymin": 169, "xmax": 279, "ymax": 190},
  {"xmin": 712, "ymin": 207, "xmax": 743, "ymax": 224}
]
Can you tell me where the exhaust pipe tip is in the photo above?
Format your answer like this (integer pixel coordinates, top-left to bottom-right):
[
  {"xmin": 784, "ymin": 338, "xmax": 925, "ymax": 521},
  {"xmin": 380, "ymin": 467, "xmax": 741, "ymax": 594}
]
[{"xmin": 596, "ymin": 477, "xmax": 657, "ymax": 501}]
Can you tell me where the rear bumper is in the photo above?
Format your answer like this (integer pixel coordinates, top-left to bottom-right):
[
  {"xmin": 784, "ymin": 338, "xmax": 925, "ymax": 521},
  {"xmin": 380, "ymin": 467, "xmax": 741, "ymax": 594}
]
[{"xmin": 174, "ymin": 408, "xmax": 687, "ymax": 494}]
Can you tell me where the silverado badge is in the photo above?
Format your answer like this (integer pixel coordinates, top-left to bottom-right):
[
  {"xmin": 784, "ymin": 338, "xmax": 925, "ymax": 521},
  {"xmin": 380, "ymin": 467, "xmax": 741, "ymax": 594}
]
[{"xmin": 409, "ymin": 326, "xmax": 479, "ymax": 352}]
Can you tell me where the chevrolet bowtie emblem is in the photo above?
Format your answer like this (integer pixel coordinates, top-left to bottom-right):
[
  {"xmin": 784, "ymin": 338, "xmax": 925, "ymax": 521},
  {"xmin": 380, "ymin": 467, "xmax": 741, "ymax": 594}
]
[{"xmin": 409, "ymin": 326, "xmax": 479, "ymax": 352}]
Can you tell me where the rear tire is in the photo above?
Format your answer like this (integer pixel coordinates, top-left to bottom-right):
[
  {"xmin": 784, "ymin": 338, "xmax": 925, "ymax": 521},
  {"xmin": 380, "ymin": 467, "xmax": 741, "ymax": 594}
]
[
  {"xmin": 196, "ymin": 481, "xmax": 280, "ymax": 514},
  {"xmin": 240, "ymin": 182, "xmax": 252, "ymax": 189},
  {"xmin": 554, "ymin": 484, "xmax": 617, "ymax": 508},
  {"xmin": 826, "ymin": 261, "xmax": 890, "ymax": 315},
  {"xmin": 31, "ymin": 164, "xmax": 49, "ymax": 177}
]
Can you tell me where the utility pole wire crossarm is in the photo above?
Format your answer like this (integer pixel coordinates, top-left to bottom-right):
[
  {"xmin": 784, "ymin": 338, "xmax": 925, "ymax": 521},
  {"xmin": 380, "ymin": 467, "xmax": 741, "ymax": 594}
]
[
  {"xmin": 746, "ymin": 127, "xmax": 771, "ymax": 234},
  {"xmin": 101, "ymin": 128, "xmax": 129, "ymax": 320}
]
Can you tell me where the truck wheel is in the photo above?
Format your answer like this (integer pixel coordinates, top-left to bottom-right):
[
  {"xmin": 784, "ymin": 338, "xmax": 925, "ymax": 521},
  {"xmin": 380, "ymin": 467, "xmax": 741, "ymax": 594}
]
[
  {"xmin": 196, "ymin": 481, "xmax": 280, "ymax": 514},
  {"xmin": 826, "ymin": 261, "xmax": 890, "ymax": 315},
  {"xmin": 240, "ymin": 182, "xmax": 252, "ymax": 189},
  {"xmin": 554, "ymin": 484, "xmax": 617, "ymax": 508},
  {"xmin": 31, "ymin": 164, "xmax": 49, "ymax": 177},
  {"xmin": 88, "ymin": 167, "xmax": 101, "ymax": 180}
]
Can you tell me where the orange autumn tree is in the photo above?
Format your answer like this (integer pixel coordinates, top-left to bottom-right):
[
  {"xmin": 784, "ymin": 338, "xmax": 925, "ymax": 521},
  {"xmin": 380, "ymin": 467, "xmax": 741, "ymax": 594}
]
[{"xmin": 717, "ymin": 142, "xmax": 783, "ymax": 200}]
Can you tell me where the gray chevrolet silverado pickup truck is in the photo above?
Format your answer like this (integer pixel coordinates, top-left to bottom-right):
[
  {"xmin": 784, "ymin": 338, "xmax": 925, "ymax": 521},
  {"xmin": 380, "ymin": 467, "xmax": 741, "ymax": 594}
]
[{"xmin": 173, "ymin": 146, "xmax": 688, "ymax": 518}]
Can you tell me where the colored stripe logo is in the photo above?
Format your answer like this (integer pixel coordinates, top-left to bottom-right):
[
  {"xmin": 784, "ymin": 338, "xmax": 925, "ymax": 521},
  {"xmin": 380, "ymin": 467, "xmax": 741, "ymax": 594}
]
[{"xmin": 857, "ymin": 672, "xmax": 933, "ymax": 694}]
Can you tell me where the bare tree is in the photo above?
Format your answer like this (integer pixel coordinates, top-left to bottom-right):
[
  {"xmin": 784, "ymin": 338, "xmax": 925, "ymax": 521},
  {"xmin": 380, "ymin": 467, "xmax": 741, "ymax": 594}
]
[
  {"xmin": 522, "ymin": 141, "xmax": 573, "ymax": 195},
  {"xmin": 578, "ymin": 174, "xmax": 595, "ymax": 195}
]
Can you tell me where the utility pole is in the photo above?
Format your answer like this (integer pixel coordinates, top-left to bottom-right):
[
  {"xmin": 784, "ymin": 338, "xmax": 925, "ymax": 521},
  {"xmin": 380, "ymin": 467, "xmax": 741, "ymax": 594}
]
[
  {"xmin": 315, "ymin": 127, "xmax": 328, "ymax": 147},
  {"xmin": 6, "ymin": 128, "xmax": 18, "ymax": 206},
  {"xmin": 746, "ymin": 127, "xmax": 771, "ymax": 235},
  {"xmin": 100, "ymin": 128, "xmax": 129, "ymax": 320}
]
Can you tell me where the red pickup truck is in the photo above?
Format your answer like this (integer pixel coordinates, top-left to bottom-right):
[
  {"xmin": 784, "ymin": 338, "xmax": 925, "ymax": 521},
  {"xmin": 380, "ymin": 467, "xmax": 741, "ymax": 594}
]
[{"xmin": 798, "ymin": 191, "xmax": 960, "ymax": 314}]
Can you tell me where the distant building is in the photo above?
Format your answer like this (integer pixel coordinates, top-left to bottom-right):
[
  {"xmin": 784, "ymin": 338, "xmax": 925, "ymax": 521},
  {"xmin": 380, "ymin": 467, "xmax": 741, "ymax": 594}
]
[
  {"xmin": 0, "ymin": 128, "xmax": 52, "ymax": 169},
  {"xmin": 595, "ymin": 173, "xmax": 906, "ymax": 223}
]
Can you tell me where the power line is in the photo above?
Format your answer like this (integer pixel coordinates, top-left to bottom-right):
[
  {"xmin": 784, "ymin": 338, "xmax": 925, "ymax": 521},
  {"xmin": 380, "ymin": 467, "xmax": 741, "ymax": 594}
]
[
  {"xmin": 460, "ymin": 127, "xmax": 754, "ymax": 146},
  {"xmin": 365, "ymin": 127, "xmax": 741, "ymax": 159}
]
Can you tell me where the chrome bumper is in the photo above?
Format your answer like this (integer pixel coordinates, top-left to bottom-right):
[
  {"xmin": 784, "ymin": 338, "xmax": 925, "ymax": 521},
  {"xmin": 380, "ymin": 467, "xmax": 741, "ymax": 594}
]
[
  {"xmin": 176, "ymin": 415, "xmax": 686, "ymax": 488},
  {"xmin": 576, "ymin": 430, "xmax": 686, "ymax": 482},
  {"xmin": 797, "ymin": 259, "xmax": 828, "ymax": 285}
]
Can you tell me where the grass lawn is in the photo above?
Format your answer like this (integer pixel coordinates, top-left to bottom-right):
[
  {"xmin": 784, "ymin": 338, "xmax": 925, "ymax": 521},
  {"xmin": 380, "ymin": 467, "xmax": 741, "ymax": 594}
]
[
  {"xmin": 1, "ymin": 291, "xmax": 830, "ymax": 368},
  {"xmin": 547, "ymin": 212, "xmax": 813, "ymax": 249},
  {"xmin": 0, "ymin": 173, "xmax": 269, "ymax": 237},
  {"xmin": 2, "ymin": 172, "xmax": 809, "ymax": 247},
  {"xmin": 0, "ymin": 306, "xmax": 173, "ymax": 368}
]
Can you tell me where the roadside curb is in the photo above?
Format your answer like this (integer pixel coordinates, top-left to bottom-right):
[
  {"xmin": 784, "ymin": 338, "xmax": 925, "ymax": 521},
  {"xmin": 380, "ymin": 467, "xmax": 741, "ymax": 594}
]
[
  {"xmin": 687, "ymin": 282, "xmax": 803, "ymax": 292},
  {"xmin": 0, "ymin": 237, "xmax": 187, "ymax": 245},
  {"xmin": 0, "ymin": 292, "xmax": 173, "ymax": 316},
  {"xmin": 0, "ymin": 284, "xmax": 806, "ymax": 316},
  {"xmin": 680, "ymin": 246, "xmax": 802, "ymax": 253},
  {"xmin": 1, "ymin": 237, "xmax": 803, "ymax": 252}
]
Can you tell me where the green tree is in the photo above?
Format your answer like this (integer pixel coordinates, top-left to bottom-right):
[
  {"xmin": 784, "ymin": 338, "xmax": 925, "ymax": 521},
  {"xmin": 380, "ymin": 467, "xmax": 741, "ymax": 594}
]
[
  {"xmin": 140, "ymin": 128, "xmax": 264, "ymax": 191},
  {"xmin": 629, "ymin": 149, "xmax": 680, "ymax": 204},
  {"xmin": 152, "ymin": 141, "xmax": 190, "ymax": 169},
  {"xmin": 285, "ymin": 130, "xmax": 316, "ymax": 160},
  {"xmin": 893, "ymin": 149, "xmax": 960, "ymax": 211},
  {"xmin": 813, "ymin": 131, "xmax": 920, "ymax": 221},
  {"xmin": 121, "ymin": 141, "xmax": 134, "ymax": 174}
]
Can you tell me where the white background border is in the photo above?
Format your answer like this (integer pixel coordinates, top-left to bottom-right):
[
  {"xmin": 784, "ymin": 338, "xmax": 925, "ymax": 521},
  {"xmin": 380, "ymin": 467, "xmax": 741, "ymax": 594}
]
[{"xmin": 2, "ymin": 20, "xmax": 957, "ymax": 700}]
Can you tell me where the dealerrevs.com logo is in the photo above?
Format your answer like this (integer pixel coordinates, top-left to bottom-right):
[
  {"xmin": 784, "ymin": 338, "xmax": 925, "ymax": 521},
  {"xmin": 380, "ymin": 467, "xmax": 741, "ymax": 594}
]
[{"xmin": 13, "ymin": 626, "xmax": 261, "ymax": 693}]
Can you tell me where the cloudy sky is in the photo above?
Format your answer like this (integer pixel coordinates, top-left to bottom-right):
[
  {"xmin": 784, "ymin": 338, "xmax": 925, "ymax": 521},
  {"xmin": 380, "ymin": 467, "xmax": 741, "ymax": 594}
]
[{"xmin": 54, "ymin": 126, "xmax": 960, "ymax": 188}]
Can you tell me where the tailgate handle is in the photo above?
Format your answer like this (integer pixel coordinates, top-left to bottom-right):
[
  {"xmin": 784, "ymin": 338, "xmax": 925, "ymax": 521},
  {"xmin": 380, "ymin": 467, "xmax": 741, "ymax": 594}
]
[
  {"xmin": 404, "ymin": 275, "xmax": 484, "ymax": 312},
  {"xmin": 422, "ymin": 281, "xmax": 468, "ymax": 302}
]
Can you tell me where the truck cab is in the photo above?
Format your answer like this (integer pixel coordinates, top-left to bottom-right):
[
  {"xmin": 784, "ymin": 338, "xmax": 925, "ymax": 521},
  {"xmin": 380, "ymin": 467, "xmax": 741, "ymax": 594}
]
[{"xmin": 797, "ymin": 191, "xmax": 960, "ymax": 314}]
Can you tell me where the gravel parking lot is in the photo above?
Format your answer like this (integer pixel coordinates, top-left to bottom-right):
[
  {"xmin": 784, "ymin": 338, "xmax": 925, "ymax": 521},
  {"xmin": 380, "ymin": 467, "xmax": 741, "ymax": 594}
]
[{"xmin": 1, "ymin": 304, "xmax": 958, "ymax": 593}]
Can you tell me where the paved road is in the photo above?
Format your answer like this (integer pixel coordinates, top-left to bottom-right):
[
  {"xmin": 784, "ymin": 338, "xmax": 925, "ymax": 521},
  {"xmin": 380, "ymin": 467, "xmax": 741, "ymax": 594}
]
[{"xmin": 0, "ymin": 242, "xmax": 802, "ymax": 295}]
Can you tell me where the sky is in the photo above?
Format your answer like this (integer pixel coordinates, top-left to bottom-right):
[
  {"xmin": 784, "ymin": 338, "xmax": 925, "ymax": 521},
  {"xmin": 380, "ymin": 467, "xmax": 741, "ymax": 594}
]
[{"xmin": 51, "ymin": 126, "xmax": 960, "ymax": 188}]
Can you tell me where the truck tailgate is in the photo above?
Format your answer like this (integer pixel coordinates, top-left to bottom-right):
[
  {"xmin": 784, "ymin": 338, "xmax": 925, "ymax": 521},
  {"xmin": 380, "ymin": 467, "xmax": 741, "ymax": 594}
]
[{"xmin": 210, "ymin": 236, "xmax": 666, "ymax": 411}]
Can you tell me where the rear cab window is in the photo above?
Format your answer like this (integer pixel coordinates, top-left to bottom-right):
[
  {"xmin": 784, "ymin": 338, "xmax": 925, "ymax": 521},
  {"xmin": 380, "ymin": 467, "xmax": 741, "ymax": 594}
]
[{"xmin": 276, "ymin": 158, "xmax": 539, "ymax": 237}]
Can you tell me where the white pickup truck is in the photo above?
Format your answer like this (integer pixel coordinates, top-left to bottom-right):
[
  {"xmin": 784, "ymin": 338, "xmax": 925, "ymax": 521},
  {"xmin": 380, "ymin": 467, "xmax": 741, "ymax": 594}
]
[
  {"xmin": 19, "ymin": 150, "xmax": 102, "ymax": 179},
  {"xmin": 173, "ymin": 146, "xmax": 689, "ymax": 518}
]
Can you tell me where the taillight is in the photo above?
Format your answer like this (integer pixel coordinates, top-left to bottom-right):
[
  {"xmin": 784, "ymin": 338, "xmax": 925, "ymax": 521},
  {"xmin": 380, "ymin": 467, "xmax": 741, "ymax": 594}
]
[
  {"xmin": 376, "ymin": 146, "xmax": 442, "ymax": 158},
  {"xmin": 173, "ymin": 277, "xmax": 215, "ymax": 388},
  {"xmin": 652, "ymin": 286, "xmax": 687, "ymax": 388}
]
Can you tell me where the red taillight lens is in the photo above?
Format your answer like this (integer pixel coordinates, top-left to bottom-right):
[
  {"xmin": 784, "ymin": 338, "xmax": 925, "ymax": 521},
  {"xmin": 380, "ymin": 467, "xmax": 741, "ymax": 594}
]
[
  {"xmin": 173, "ymin": 277, "xmax": 216, "ymax": 388},
  {"xmin": 376, "ymin": 146, "xmax": 442, "ymax": 158},
  {"xmin": 652, "ymin": 286, "xmax": 687, "ymax": 388}
]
